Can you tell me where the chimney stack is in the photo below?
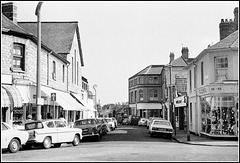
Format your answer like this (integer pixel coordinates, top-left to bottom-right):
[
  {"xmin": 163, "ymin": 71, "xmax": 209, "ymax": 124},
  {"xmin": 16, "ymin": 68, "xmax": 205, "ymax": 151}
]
[
  {"xmin": 2, "ymin": 2, "xmax": 17, "ymax": 24},
  {"xmin": 219, "ymin": 7, "xmax": 238, "ymax": 40},
  {"xmin": 169, "ymin": 52, "xmax": 175, "ymax": 63},
  {"xmin": 181, "ymin": 47, "xmax": 189, "ymax": 60}
]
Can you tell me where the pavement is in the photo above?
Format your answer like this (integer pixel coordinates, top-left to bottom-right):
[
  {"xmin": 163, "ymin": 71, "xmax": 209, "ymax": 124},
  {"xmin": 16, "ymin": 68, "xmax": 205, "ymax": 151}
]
[{"xmin": 172, "ymin": 130, "xmax": 239, "ymax": 147}]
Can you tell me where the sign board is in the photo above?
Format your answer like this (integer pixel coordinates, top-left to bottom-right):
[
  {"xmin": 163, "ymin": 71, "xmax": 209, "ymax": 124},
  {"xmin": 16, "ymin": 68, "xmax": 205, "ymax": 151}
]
[
  {"xmin": 51, "ymin": 93, "xmax": 56, "ymax": 101},
  {"xmin": 174, "ymin": 96, "xmax": 187, "ymax": 107}
]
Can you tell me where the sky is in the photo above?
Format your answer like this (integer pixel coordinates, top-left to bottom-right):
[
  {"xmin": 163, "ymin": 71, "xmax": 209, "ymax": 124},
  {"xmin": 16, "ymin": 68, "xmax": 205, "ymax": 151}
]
[{"xmin": 3, "ymin": 1, "xmax": 238, "ymax": 105}]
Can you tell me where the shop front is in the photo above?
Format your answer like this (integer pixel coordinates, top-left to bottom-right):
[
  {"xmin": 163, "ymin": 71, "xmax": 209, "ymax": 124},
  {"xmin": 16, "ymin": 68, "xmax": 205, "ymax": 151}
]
[
  {"xmin": 174, "ymin": 96, "xmax": 187, "ymax": 131},
  {"xmin": 1, "ymin": 84, "xmax": 23, "ymax": 125},
  {"xmin": 136, "ymin": 103, "xmax": 162, "ymax": 118},
  {"xmin": 197, "ymin": 83, "xmax": 238, "ymax": 137}
]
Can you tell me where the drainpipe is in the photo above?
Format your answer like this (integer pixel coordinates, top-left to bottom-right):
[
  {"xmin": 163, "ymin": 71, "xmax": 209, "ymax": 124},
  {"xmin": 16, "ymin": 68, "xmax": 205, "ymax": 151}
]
[{"xmin": 35, "ymin": 2, "xmax": 43, "ymax": 120}]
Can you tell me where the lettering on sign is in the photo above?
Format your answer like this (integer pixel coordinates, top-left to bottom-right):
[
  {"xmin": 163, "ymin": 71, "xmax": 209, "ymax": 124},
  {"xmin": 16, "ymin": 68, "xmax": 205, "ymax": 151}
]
[{"xmin": 198, "ymin": 87, "xmax": 207, "ymax": 95}]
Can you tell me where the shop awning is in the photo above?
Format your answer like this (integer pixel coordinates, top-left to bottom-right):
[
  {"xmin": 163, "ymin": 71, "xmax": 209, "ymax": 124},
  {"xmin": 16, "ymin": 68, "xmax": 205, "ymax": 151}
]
[
  {"xmin": 137, "ymin": 103, "xmax": 162, "ymax": 110},
  {"xmin": 1, "ymin": 87, "xmax": 12, "ymax": 107},
  {"xmin": 70, "ymin": 93, "xmax": 91, "ymax": 111},
  {"xmin": 2, "ymin": 85, "xmax": 23, "ymax": 107},
  {"xmin": 41, "ymin": 86, "xmax": 85, "ymax": 111}
]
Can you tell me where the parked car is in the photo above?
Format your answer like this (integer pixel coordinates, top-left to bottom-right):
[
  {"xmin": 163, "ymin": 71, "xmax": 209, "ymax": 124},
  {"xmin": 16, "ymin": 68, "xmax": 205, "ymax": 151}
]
[
  {"xmin": 105, "ymin": 118, "xmax": 116, "ymax": 130},
  {"xmin": 130, "ymin": 116, "xmax": 141, "ymax": 126},
  {"xmin": 74, "ymin": 118, "xmax": 103, "ymax": 141},
  {"xmin": 24, "ymin": 119, "xmax": 82, "ymax": 149},
  {"xmin": 96, "ymin": 118, "xmax": 109, "ymax": 136},
  {"xmin": 147, "ymin": 117, "xmax": 163, "ymax": 129},
  {"xmin": 148, "ymin": 119, "xmax": 173, "ymax": 139},
  {"xmin": 122, "ymin": 118, "xmax": 130, "ymax": 125},
  {"xmin": 1, "ymin": 122, "xmax": 29, "ymax": 153},
  {"xmin": 138, "ymin": 118, "xmax": 147, "ymax": 126}
]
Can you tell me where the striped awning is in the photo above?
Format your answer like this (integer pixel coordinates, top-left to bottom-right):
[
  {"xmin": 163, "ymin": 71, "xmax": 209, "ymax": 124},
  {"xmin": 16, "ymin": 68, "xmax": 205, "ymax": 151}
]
[
  {"xmin": 1, "ymin": 87, "xmax": 12, "ymax": 107},
  {"xmin": 41, "ymin": 86, "xmax": 86, "ymax": 111},
  {"xmin": 2, "ymin": 85, "xmax": 23, "ymax": 107}
]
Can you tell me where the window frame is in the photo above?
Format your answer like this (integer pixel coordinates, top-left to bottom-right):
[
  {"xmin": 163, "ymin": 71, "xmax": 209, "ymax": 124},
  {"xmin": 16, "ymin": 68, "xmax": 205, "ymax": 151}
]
[
  {"xmin": 215, "ymin": 56, "xmax": 228, "ymax": 82},
  {"xmin": 12, "ymin": 43, "xmax": 25, "ymax": 71}
]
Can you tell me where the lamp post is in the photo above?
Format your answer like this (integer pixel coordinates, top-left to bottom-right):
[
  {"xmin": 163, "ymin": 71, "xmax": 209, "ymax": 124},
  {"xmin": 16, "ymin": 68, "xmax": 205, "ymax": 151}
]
[
  {"xmin": 93, "ymin": 84, "xmax": 98, "ymax": 118},
  {"xmin": 35, "ymin": 2, "xmax": 43, "ymax": 120},
  {"xmin": 169, "ymin": 61, "xmax": 175, "ymax": 135}
]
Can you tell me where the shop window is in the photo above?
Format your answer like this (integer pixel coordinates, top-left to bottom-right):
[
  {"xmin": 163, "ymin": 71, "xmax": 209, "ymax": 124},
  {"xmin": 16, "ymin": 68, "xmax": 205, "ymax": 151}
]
[
  {"xmin": 215, "ymin": 57, "xmax": 228, "ymax": 82},
  {"xmin": 201, "ymin": 96, "xmax": 236, "ymax": 135}
]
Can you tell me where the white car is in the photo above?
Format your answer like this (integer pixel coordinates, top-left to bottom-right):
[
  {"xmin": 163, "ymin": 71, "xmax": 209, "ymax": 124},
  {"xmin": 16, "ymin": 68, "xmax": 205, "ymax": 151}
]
[
  {"xmin": 1, "ymin": 122, "xmax": 29, "ymax": 153},
  {"xmin": 24, "ymin": 119, "xmax": 83, "ymax": 149},
  {"xmin": 149, "ymin": 119, "xmax": 173, "ymax": 139},
  {"xmin": 138, "ymin": 118, "xmax": 147, "ymax": 126},
  {"xmin": 105, "ymin": 118, "xmax": 116, "ymax": 131}
]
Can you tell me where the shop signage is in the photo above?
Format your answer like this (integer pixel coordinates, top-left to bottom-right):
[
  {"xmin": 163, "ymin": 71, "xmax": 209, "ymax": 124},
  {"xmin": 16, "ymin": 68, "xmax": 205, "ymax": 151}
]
[
  {"xmin": 174, "ymin": 96, "xmax": 186, "ymax": 107},
  {"xmin": 198, "ymin": 87, "xmax": 208, "ymax": 95},
  {"xmin": 33, "ymin": 95, "xmax": 47, "ymax": 100}
]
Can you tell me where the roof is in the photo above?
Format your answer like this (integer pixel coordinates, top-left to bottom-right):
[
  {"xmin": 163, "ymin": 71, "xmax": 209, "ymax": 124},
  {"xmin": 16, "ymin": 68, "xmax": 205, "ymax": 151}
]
[
  {"xmin": 2, "ymin": 15, "xmax": 69, "ymax": 64},
  {"xmin": 18, "ymin": 21, "xmax": 84, "ymax": 66},
  {"xmin": 130, "ymin": 65, "xmax": 164, "ymax": 79},
  {"xmin": 207, "ymin": 30, "xmax": 238, "ymax": 50},
  {"xmin": 185, "ymin": 30, "xmax": 238, "ymax": 69},
  {"xmin": 1, "ymin": 14, "xmax": 32, "ymax": 36}
]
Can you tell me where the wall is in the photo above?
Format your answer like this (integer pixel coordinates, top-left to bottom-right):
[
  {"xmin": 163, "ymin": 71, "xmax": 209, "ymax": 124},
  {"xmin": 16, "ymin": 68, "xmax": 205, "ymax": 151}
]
[{"xmin": 67, "ymin": 30, "xmax": 82, "ymax": 94}]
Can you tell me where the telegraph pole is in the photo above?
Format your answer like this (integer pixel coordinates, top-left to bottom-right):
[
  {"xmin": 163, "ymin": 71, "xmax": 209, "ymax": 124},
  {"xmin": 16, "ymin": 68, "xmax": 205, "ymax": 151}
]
[{"xmin": 35, "ymin": 2, "xmax": 43, "ymax": 120}]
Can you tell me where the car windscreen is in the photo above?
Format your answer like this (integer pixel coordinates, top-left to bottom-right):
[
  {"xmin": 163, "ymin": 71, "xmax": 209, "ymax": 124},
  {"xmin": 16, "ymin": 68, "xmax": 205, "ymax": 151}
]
[
  {"xmin": 75, "ymin": 119, "xmax": 95, "ymax": 126},
  {"xmin": 25, "ymin": 122, "xmax": 44, "ymax": 130},
  {"xmin": 153, "ymin": 121, "xmax": 170, "ymax": 126}
]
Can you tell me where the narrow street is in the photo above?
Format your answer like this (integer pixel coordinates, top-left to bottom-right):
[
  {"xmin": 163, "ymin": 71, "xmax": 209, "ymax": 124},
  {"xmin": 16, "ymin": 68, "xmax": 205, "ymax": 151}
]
[{"xmin": 2, "ymin": 125, "xmax": 238, "ymax": 162}]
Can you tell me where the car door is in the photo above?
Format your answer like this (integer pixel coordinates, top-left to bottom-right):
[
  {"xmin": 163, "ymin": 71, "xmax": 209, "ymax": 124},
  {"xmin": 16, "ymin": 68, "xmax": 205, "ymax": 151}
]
[
  {"xmin": 55, "ymin": 120, "xmax": 73, "ymax": 142},
  {"xmin": 1, "ymin": 123, "xmax": 12, "ymax": 148}
]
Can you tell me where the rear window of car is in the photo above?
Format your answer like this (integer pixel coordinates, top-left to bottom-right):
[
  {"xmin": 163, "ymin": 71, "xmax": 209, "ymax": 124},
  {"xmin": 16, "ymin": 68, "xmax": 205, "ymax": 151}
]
[
  {"xmin": 153, "ymin": 121, "xmax": 170, "ymax": 126},
  {"xmin": 25, "ymin": 122, "xmax": 44, "ymax": 130},
  {"xmin": 75, "ymin": 119, "xmax": 96, "ymax": 126}
]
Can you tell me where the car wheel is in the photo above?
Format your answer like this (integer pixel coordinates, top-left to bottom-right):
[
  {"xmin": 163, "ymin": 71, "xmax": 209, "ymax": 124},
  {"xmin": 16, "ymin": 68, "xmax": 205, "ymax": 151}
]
[
  {"xmin": 53, "ymin": 143, "xmax": 61, "ymax": 148},
  {"xmin": 72, "ymin": 134, "xmax": 80, "ymax": 146},
  {"xmin": 8, "ymin": 138, "xmax": 20, "ymax": 153},
  {"xmin": 42, "ymin": 137, "xmax": 52, "ymax": 149}
]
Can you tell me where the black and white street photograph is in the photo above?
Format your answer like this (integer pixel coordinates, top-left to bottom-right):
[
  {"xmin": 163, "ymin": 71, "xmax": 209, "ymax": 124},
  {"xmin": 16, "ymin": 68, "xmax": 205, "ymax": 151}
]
[{"xmin": 1, "ymin": 1, "xmax": 239, "ymax": 162}]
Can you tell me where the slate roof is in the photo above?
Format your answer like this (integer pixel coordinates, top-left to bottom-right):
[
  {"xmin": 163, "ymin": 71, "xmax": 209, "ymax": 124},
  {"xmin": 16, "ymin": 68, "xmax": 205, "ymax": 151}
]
[
  {"xmin": 185, "ymin": 30, "xmax": 238, "ymax": 69},
  {"xmin": 18, "ymin": 21, "xmax": 84, "ymax": 66},
  {"xmin": 1, "ymin": 14, "xmax": 32, "ymax": 36},
  {"xmin": 130, "ymin": 65, "xmax": 164, "ymax": 79},
  {"xmin": 2, "ymin": 14, "xmax": 69, "ymax": 64},
  {"xmin": 207, "ymin": 30, "xmax": 238, "ymax": 50}
]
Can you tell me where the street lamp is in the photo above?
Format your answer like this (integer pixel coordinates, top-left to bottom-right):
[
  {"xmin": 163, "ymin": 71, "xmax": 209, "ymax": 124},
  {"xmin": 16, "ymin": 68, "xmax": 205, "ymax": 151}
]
[
  {"xmin": 169, "ymin": 58, "xmax": 176, "ymax": 136},
  {"xmin": 93, "ymin": 84, "xmax": 98, "ymax": 118},
  {"xmin": 35, "ymin": 2, "xmax": 43, "ymax": 120}
]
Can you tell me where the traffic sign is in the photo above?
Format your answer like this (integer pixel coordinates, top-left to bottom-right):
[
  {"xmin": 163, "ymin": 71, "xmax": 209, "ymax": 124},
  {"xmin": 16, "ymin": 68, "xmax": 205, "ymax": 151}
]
[{"xmin": 51, "ymin": 93, "xmax": 56, "ymax": 101}]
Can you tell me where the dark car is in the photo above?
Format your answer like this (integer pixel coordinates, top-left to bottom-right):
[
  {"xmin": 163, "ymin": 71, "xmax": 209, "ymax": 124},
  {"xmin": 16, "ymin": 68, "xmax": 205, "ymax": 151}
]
[
  {"xmin": 130, "ymin": 116, "xmax": 141, "ymax": 126},
  {"xmin": 73, "ymin": 118, "xmax": 103, "ymax": 141},
  {"xmin": 122, "ymin": 118, "xmax": 130, "ymax": 125},
  {"xmin": 96, "ymin": 118, "xmax": 108, "ymax": 136}
]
